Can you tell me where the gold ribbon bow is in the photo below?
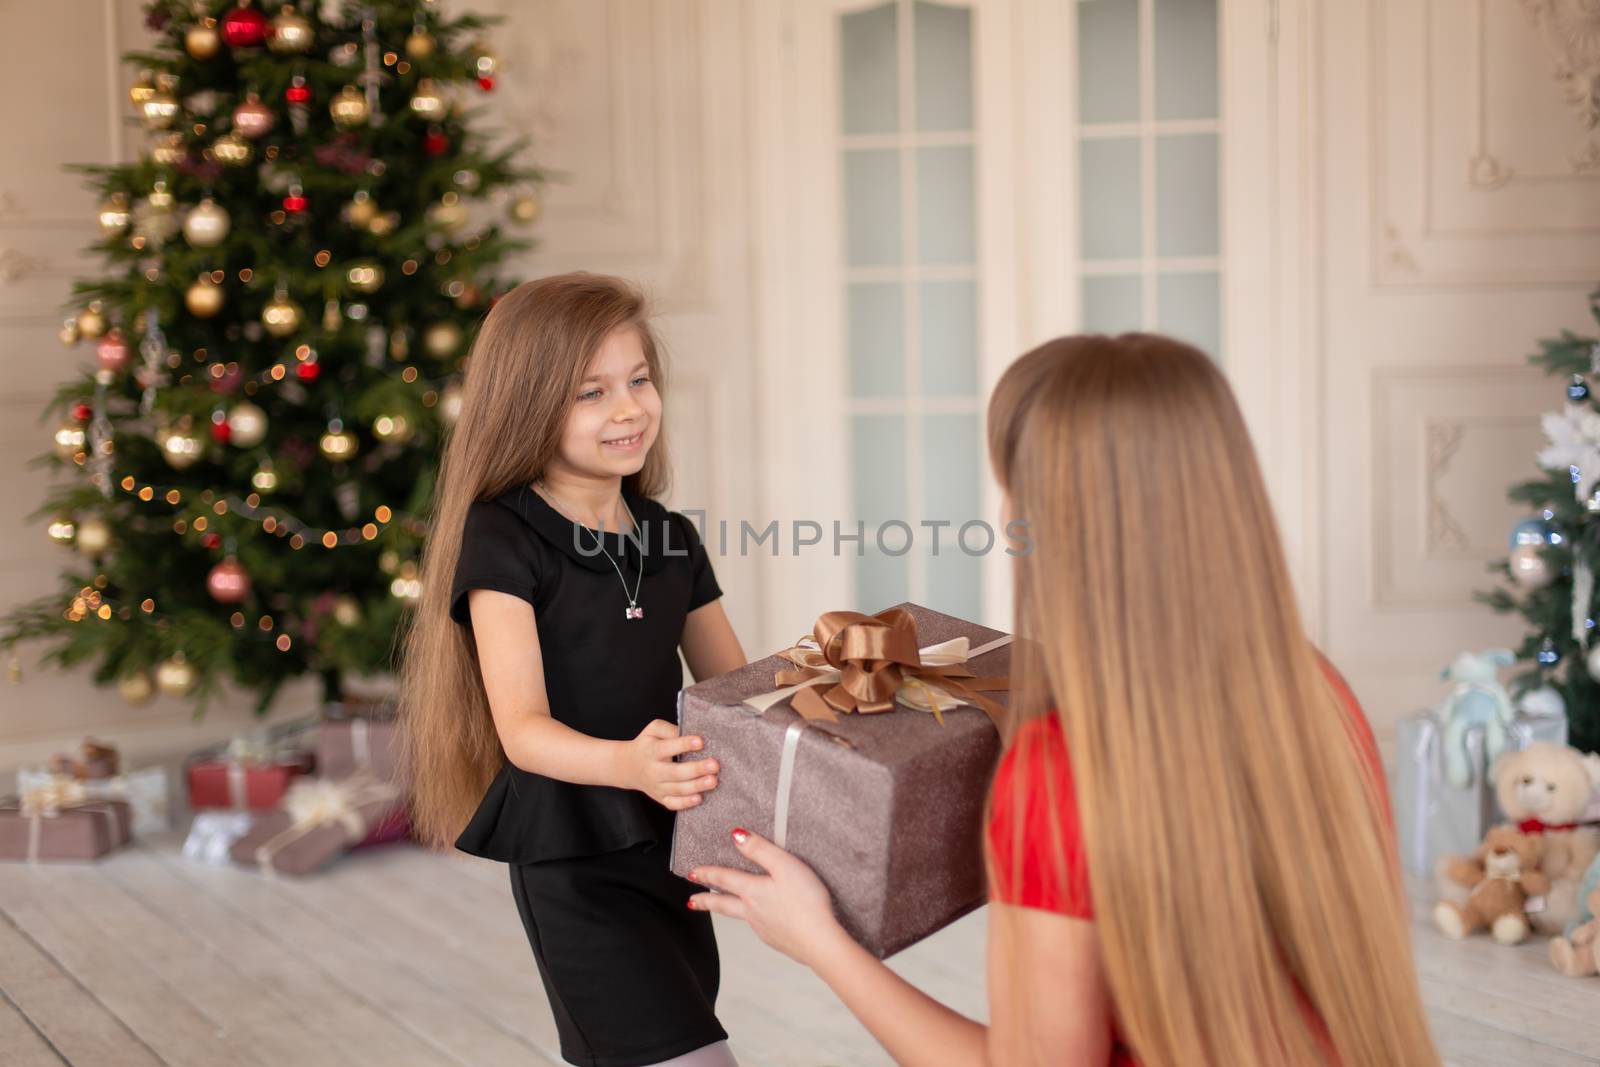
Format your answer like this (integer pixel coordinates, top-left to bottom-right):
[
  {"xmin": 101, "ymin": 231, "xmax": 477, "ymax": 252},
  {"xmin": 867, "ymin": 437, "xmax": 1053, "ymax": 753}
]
[
  {"xmin": 19, "ymin": 776, "xmax": 87, "ymax": 818},
  {"xmin": 747, "ymin": 607, "xmax": 1010, "ymax": 726}
]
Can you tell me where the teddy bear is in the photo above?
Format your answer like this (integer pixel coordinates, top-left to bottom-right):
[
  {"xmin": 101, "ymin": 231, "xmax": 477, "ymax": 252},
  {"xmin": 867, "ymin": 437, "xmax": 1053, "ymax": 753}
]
[
  {"xmin": 1437, "ymin": 741, "xmax": 1600, "ymax": 934},
  {"xmin": 1434, "ymin": 826, "xmax": 1550, "ymax": 944},
  {"xmin": 1549, "ymin": 853, "xmax": 1600, "ymax": 977}
]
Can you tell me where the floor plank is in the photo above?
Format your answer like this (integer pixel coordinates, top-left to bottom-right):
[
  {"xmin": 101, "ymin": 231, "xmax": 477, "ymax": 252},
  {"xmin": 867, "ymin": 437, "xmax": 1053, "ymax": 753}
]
[{"xmin": 3, "ymin": 836, "xmax": 1595, "ymax": 1066}]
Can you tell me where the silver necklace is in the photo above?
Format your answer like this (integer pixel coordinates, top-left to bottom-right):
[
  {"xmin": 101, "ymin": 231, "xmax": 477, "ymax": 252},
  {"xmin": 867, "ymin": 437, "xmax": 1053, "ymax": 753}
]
[{"xmin": 535, "ymin": 480, "xmax": 645, "ymax": 620}]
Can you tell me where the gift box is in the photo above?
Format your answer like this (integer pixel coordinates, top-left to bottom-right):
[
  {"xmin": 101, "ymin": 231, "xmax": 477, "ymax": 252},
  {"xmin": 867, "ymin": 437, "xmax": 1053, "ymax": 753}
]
[
  {"xmin": 182, "ymin": 811, "xmax": 255, "ymax": 865},
  {"xmin": 229, "ymin": 773, "xmax": 403, "ymax": 876},
  {"xmin": 317, "ymin": 716, "xmax": 403, "ymax": 784},
  {"xmin": 186, "ymin": 759, "xmax": 308, "ymax": 811},
  {"xmin": 0, "ymin": 780, "xmax": 132, "ymax": 863},
  {"xmin": 18, "ymin": 765, "xmax": 171, "ymax": 837},
  {"xmin": 1393, "ymin": 703, "xmax": 1569, "ymax": 877},
  {"xmin": 670, "ymin": 603, "xmax": 1011, "ymax": 958}
]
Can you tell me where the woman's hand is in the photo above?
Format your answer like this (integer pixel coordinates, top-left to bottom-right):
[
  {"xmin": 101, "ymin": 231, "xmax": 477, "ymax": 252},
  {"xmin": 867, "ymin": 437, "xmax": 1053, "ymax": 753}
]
[
  {"xmin": 687, "ymin": 828, "xmax": 851, "ymax": 968},
  {"xmin": 615, "ymin": 719, "xmax": 719, "ymax": 810}
]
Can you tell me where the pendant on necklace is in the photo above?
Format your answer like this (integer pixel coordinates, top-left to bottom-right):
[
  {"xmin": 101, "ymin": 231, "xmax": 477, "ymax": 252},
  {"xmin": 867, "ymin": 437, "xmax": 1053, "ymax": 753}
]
[{"xmin": 626, "ymin": 606, "xmax": 644, "ymax": 620}]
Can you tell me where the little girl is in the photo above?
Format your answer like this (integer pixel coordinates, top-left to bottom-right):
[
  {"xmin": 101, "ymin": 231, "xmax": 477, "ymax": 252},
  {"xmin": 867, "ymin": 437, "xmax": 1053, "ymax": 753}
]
[{"xmin": 401, "ymin": 273, "xmax": 747, "ymax": 1067}]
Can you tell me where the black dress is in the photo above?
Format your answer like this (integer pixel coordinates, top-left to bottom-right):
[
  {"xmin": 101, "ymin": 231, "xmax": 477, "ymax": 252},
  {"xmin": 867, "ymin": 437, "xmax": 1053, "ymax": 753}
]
[{"xmin": 449, "ymin": 484, "xmax": 726, "ymax": 1067}]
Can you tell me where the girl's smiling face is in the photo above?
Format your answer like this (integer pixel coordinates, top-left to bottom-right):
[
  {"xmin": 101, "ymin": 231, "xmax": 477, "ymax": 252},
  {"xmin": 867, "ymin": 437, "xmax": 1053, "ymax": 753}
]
[{"xmin": 551, "ymin": 325, "xmax": 661, "ymax": 481}]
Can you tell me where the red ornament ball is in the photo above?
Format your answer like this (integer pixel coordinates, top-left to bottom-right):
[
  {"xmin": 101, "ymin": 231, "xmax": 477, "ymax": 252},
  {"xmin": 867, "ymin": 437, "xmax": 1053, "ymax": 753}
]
[
  {"xmin": 71, "ymin": 402, "xmax": 93, "ymax": 422},
  {"xmin": 201, "ymin": 532, "xmax": 222, "ymax": 550},
  {"xmin": 285, "ymin": 84, "xmax": 312, "ymax": 104},
  {"xmin": 477, "ymin": 76, "xmax": 496, "ymax": 92},
  {"xmin": 206, "ymin": 556, "xmax": 252, "ymax": 603},
  {"xmin": 295, "ymin": 359, "xmax": 320, "ymax": 382},
  {"xmin": 422, "ymin": 130, "xmax": 449, "ymax": 157},
  {"xmin": 283, "ymin": 193, "xmax": 308, "ymax": 213},
  {"xmin": 209, "ymin": 417, "xmax": 231, "ymax": 444},
  {"xmin": 220, "ymin": 6, "xmax": 270, "ymax": 48},
  {"xmin": 95, "ymin": 330, "xmax": 131, "ymax": 373}
]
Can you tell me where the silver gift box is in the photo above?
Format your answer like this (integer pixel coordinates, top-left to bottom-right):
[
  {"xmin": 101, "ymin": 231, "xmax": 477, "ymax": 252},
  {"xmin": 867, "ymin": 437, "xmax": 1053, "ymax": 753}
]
[{"xmin": 1392, "ymin": 708, "xmax": 1568, "ymax": 877}]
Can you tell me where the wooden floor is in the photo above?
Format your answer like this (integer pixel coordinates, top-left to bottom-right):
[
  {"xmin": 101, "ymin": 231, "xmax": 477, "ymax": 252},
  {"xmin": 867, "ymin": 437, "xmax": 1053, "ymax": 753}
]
[{"xmin": 0, "ymin": 834, "xmax": 1594, "ymax": 1066}]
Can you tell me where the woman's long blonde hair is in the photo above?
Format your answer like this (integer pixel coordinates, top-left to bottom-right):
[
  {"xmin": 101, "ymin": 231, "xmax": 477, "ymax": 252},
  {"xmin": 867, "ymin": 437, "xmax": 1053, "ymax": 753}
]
[
  {"xmin": 988, "ymin": 335, "xmax": 1437, "ymax": 1066},
  {"xmin": 399, "ymin": 272, "xmax": 670, "ymax": 849}
]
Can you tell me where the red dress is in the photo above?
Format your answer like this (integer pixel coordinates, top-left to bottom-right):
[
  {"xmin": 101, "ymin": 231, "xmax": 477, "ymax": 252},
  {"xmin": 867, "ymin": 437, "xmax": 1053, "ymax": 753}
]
[{"xmin": 986, "ymin": 656, "xmax": 1387, "ymax": 1066}]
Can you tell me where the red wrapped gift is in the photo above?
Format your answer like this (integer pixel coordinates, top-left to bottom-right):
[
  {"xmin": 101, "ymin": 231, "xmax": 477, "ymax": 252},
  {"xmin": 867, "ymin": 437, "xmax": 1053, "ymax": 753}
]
[{"xmin": 186, "ymin": 759, "xmax": 307, "ymax": 811}]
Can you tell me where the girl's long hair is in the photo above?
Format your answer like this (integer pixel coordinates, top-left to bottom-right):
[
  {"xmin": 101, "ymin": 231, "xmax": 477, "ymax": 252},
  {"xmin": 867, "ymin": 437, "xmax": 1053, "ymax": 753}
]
[
  {"xmin": 987, "ymin": 335, "xmax": 1437, "ymax": 1066},
  {"xmin": 399, "ymin": 272, "xmax": 670, "ymax": 849}
]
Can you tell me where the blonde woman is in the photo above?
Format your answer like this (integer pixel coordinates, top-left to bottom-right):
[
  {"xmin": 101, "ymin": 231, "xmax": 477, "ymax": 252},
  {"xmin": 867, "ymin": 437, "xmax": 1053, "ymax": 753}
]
[{"xmin": 686, "ymin": 335, "xmax": 1439, "ymax": 1066}]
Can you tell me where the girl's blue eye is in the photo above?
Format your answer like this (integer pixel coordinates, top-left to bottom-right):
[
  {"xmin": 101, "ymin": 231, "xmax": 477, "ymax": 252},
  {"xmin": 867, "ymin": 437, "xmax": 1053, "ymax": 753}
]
[
  {"xmin": 631, "ymin": 376, "xmax": 650, "ymax": 388},
  {"xmin": 579, "ymin": 389, "xmax": 601, "ymax": 401}
]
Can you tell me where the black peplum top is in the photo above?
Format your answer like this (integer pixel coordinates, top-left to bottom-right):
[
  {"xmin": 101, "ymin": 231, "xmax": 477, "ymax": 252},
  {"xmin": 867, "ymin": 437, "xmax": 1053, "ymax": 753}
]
[{"xmin": 449, "ymin": 484, "xmax": 722, "ymax": 864}]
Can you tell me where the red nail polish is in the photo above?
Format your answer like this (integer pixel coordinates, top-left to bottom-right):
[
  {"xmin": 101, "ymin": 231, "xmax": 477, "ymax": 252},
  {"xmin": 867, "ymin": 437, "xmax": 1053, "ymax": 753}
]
[
  {"xmin": 731, "ymin": 827, "xmax": 749, "ymax": 845},
  {"xmin": 686, "ymin": 897, "xmax": 699, "ymax": 910},
  {"xmin": 686, "ymin": 870, "xmax": 699, "ymax": 883}
]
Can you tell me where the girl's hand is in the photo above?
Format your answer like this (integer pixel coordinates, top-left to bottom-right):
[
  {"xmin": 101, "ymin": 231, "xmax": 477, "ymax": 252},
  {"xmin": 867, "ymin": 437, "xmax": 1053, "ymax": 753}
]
[
  {"xmin": 616, "ymin": 718, "xmax": 719, "ymax": 810},
  {"xmin": 687, "ymin": 828, "xmax": 850, "ymax": 968}
]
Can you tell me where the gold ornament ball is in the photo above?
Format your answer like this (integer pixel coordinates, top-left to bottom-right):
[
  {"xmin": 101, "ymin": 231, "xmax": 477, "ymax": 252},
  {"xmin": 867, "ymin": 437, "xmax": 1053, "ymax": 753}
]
[
  {"xmin": 440, "ymin": 380, "xmax": 465, "ymax": 426},
  {"xmin": 75, "ymin": 516, "xmax": 112, "ymax": 558},
  {"xmin": 427, "ymin": 198, "xmax": 468, "ymax": 233},
  {"xmin": 346, "ymin": 261, "xmax": 384, "ymax": 293},
  {"xmin": 409, "ymin": 79, "xmax": 445, "ymax": 118},
  {"xmin": 329, "ymin": 85, "xmax": 369, "ymax": 129},
  {"xmin": 155, "ymin": 656, "xmax": 197, "ymax": 698},
  {"xmin": 160, "ymin": 425, "xmax": 204, "ymax": 469},
  {"xmin": 52, "ymin": 420, "xmax": 86, "ymax": 461},
  {"xmin": 186, "ymin": 276, "xmax": 225, "ymax": 318},
  {"xmin": 319, "ymin": 427, "xmax": 359, "ymax": 461},
  {"xmin": 423, "ymin": 321, "xmax": 463, "ymax": 358},
  {"xmin": 213, "ymin": 131, "xmax": 254, "ymax": 166},
  {"xmin": 233, "ymin": 94, "xmax": 276, "ymax": 139},
  {"xmin": 140, "ymin": 90, "xmax": 180, "ymax": 130},
  {"xmin": 268, "ymin": 6, "xmax": 314, "ymax": 54},
  {"xmin": 372, "ymin": 412, "xmax": 413, "ymax": 443},
  {"xmin": 150, "ymin": 132, "xmax": 187, "ymax": 166},
  {"xmin": 59, "ymin": 317, "xmax": 82, "ymax": 346},
  {"xmin": 262, "ymin": 293, "xmax": 303, "ymax": 337},
  {"xmin": 129, "ymin": 74, "xmax": 156, "ymax": 109},
  {"xmin": 46, "ymin": 514, "xmax": 77, "ymax": 545},
  {"xmin": 183, "ymin": 198, "xmax": 231, "ymax": 247},
  {"xmin": 227, "ymin": 402, "xmax": 268, "ymax": 448},
  {"xmin": 186, "ymin": 23, "xmax": 221, "ymax": 60},
  {"xmin": 77, "ymin": 305, "xmax": 108, "ymax": 339},
  {"xmin": 133, "ymin": 189, "xmax": 178, "ymax": 246},
  {"xmin": 331, "ymin": 595, "xmax": 361, "ymax": 627},
  {"xmin": 509, "ymin": 191, "xmax": 542, "ymax": 224},
  {"xmin": 343, "ymin": 193, "xmax": 378, "ymax": 227},
  {"xmin": 98, "ymin": 193, "xmax": 132, "ymax": 237},
  {"xmin": 251, "ymin": 460, "xmax": 278, "ymax": 492},
  {"xmin": 118, "ymin": 671, "xmax": 156, "ymax": 706},
  {"xmin": 405, "ymin": 30, "xmax": 434, "ymax": 58}
]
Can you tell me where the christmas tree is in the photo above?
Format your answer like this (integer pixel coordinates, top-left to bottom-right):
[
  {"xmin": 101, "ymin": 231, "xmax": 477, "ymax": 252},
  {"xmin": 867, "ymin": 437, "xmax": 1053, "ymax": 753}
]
[
  {"xmin": 1478, "ymin": 287, "xmax": 1600, "ymax": 754},
  {"xmin": 1, "ymin": 0, "xmax": 543, "ymax": 713}
]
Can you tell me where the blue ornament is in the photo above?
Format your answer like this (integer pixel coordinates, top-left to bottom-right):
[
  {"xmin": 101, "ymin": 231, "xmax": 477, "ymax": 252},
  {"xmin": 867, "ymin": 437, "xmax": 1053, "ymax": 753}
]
[
  {"xmin": 1510, "ymin": 518, "xmax": 1554, "ymax": 550},
  {"xmin": 1570, "ymin": 375, "xmax": 1591, "ymax": 402},
  {"xmin": 1538, "ymin": 639, "xmax": 1561, "ymax": 666}
]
